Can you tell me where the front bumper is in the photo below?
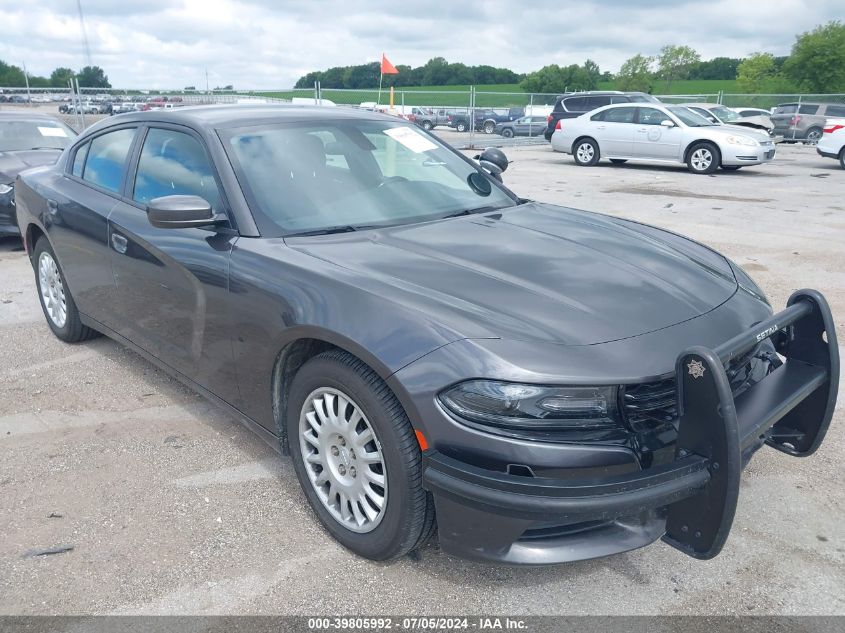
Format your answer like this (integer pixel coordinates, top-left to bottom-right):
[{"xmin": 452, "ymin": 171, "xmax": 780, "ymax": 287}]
[
  {"xmin": 423, "ymin": 290, "xmax": 838, "ymax": 564},
  {"xmin": 721, "ymin": 144, "xmax": 776, "ymax": 165}
]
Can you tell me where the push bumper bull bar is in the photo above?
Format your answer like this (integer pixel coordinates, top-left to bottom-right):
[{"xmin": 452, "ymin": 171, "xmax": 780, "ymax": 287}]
[{"xmin": 423, "ymin": 289, "xmax": 838, "ymax": 561}]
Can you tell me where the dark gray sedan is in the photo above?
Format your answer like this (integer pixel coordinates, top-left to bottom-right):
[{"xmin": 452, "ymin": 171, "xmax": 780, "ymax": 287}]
[
  {"xmin": 14, "ymin": 106, "xmax": 839, "ymax": 564},
  {"xmin": 0, "ymin": 112, "xmax": 76, "ymax": 236}
]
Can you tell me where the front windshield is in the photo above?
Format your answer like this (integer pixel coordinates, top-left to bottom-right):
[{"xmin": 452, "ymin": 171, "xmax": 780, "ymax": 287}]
[
  {"xmin": 668, "ymin": 107, "xmax": 718, "ymax": 127},
  {"xmin": 224, "ymin": 119, "xmax": 515, "ymax": 235},
  {"xmin": 0, "ymin": 119, "xmax": 76, "ymax": 152},
  {"xmin": 709, "ymin": 105, "xmax": 741, "ymax": 122}
]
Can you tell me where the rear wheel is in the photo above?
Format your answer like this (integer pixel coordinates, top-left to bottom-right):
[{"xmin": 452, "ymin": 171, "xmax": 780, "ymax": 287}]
[
  {"xmin": 609, "ymin": 159, "xmax": 627, "ymax": 165},
  {"xmin": 33, "ymin": 237, "xmax": 98, "ymax": 343},
  {"xmin": 686, "ymin": 142, "xmax": 720, "ymax": 174},
  {"xmin": 501, "ymin": 128, "xmax": 514, "ymax": 138},
  {"xmin": 805, "ymin": 127, "xmax": 822, "ymax": 143},
  {"xmin": 456, "ymin": 121, "xmax": 467, "ymax": 132},
  {"xmin": 287, "ymin": 350, "xmax": 435, "ymax": 560},
  {"xmin": 483, "ymin": 121, "xmax": 496, "ymax": 134},
  {"xmin": 839, "ymin": 148, "xmax": 845, "ymax": 170},
  {"xmin": 573, "ymin": 138, "xmax": 600, "ymax": 166}
]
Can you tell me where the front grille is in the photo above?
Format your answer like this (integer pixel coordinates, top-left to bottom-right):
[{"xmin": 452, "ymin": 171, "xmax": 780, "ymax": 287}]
[{"xmin": 622, "ymin": 343, "xmax": 774, "ymax": 432}]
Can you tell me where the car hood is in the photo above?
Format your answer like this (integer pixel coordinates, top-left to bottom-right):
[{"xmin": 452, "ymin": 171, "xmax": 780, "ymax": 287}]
[
  {"xmin": 730, "ymin": 115, "xmax": 774, "ymax": 132},
  {"xmin": 287, "ymin": 203, "xmax": 738, "ymax": 345},
  {"xmin": 0, "ymin": 149, "xmax": 63, "ymax": 183}
]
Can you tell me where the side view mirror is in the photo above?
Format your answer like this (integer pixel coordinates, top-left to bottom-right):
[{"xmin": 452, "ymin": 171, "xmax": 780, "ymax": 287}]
[
  {"xmin": 146, "ymin": 195, "xmax": 225, "ymax": 229},
  {"xmin": 474, "ymin": 147, "xmax": 510, "ymax": 181},
  {"xmin": 660, "ymin": 119, "xmax": 676, "ymax": 128}
]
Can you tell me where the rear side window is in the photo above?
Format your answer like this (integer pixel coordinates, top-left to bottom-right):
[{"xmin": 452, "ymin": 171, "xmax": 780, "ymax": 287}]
[
  {"xmin": 774, "ymin": 104, "xmax": 798, "ymax": 114},
  {"xmin": 562, "ymin": 97, "xmax": 587, "ymax": 112},
  {"xmin": 825, "ymin": 105, "xmax": 845, "ymax": 117},
  {"xmin": 133, "ymin": 128, "xmax": 220, "ymax": 209},
  {"xmin": 583, "ymin": 96, "xmax": 611, "ymax": 110},
  {"xmin": 603, "ymin": 107, "xmax": 636, "ymax": 123},
  {"xmin": 590, "ymin": 110, "xmax": 606, "ymax": 121},
  {"xmin": 71, "ymin": 141, "xmax": 89, "ymax": 177},
  {"xmin": 82, "ymin": 128, "xmax": 135, "ymax": 193},
  {"xmin": 798, "ymin": 104, "xmax": 819, "ymax": 115}
]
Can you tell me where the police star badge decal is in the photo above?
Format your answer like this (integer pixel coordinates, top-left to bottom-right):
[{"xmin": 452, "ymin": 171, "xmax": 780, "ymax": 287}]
[{"xmin": 687, "ymin": 359, "xmax": 706, "ymax": 379}]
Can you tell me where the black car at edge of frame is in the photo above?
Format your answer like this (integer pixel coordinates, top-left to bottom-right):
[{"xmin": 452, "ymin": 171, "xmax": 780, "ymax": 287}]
[{"xmin": 14, "ymin": 105, "xmax": 839, "ymax": 565}]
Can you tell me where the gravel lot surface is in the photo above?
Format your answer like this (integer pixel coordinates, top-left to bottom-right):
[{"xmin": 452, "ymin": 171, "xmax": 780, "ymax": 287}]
[{"xmin": 0, "ymin": 130, "xmax": 843, "ymax": 616}]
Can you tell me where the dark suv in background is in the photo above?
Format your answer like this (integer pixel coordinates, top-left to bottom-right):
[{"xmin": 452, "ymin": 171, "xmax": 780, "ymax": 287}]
[
  {"xmin": 543, "ymin": 91, "xmax": 661, "ymax": 140},
  {"xmin": 770, "ymin": 102, "xmax": 845, "ymax": 143}
]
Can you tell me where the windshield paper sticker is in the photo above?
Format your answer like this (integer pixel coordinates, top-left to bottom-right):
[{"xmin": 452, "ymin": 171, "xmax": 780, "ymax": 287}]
[
  {"xmin": 38, "ymin": 126, "xmax": 68, "ymax": 137},
  {"xmin": 384, "ymin": 127, "xmax": 438, "ymax": 153}
]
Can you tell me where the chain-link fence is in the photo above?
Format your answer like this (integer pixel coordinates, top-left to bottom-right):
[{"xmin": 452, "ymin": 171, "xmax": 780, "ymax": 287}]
[{"xmin": 4, "ymin": 84, "xmax": 845, "ymax": 147}]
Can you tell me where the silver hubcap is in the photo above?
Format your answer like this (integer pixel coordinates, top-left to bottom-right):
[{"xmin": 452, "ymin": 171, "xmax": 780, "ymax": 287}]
[
  {"xmin": 577, "ymin": 143, "xmax": 595, "ymax": 163},
  {"xmin": 807, "ymin": 130, "xmax": 821, "ymax": 142},
  {"xmin": 691, "ymin": 148, "xmax": 713, "ymax": 171},
  {"xmin": 299, "ymin": 387, "xmax": 387, "ymax": 533},
  {"xmin": 38, "ymin": 252, "xmax": 67, "ymax": 328}
]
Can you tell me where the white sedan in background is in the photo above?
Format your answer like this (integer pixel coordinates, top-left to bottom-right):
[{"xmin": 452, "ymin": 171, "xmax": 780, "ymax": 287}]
[
  {"xmin": 817, "ymin": 118, "xmax": 845, "ymax": 169},
  {"xmin": 550, "ymin": 103, "xmax": 776, "ymax": 174}
]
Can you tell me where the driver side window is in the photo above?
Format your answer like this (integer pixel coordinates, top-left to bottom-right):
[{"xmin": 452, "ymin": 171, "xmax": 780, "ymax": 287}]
[{"xmin": 133, "ymin": 128, "xmax": 220, "ymax": 210}]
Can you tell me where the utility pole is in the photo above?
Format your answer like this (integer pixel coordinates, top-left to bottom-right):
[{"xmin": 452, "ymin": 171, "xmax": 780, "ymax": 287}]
[
  {"xmin": 22, "ymin": 62, "xmax": 31, "ymax": 105},
  {"xmin": 205, "ymin": 68, "xmax": 210, "ymax": 95}
]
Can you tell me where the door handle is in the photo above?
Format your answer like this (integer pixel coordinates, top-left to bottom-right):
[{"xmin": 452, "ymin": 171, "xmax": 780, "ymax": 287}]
[
  {"xmin": 47, "ymin": 199, "xmax": 58, "ymax": 215},
  {"xmin": 596, "ymin": 125, "xmax": 606, "ymax": 129},
  {"xmin": 110, "ymin": 232, "xmax": 128, "ymax": 254}
]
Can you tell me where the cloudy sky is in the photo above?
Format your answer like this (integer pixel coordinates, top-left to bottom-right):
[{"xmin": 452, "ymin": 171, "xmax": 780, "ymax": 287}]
[{"xmin": 1, "ymin": 0, "xmax": 841, "ymax": 89}]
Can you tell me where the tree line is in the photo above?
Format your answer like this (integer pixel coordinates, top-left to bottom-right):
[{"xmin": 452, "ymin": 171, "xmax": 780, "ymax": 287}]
[
  {"xmin": 295, "ymin": 57, "xmax": 520, "ymax": 89},
  {"xmin": 0, "ymin": 62, "xmax": 111, "ymax": 89}
]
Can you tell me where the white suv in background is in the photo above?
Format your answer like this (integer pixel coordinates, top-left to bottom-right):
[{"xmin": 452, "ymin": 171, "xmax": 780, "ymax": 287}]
[{"xmin": 817, "ymin": 118, "xmax": 845, "ymax": 169}]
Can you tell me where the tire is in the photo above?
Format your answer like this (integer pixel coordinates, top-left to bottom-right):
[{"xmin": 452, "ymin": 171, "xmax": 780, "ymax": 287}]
[
  {"xmin": 456, "ymin": 121, "xmax": 467, "ymax": 132},
  {"xmin": 287, "ymin": 350, "xmax": 435, "ymax": 561},
  {"xmin": 609, "ymin": 159, "xmax": 627, "ymax": 164},
  {"xmin": 805, "ymin": 127, "xmax": 822, "ymax": 143},
  {"xmin": 839, "ymin": 148, "xmax": 845, "ymax": 170},
  {"xmin": 686, "ymin": 142, "xmax": 720, "ymax": 174},
  {"xmin": 501, "ymin": 128, "xmax": 514, "ymax": 138},
  {"xmin": 33, "ymin": 237, "xmax": 99, "ymax": 343},
  {"xmin": 483, "ymin": 121, "xmax": 496, "ymax": 134},
  {"xmin": 572, "ymin": 137, "xmax": 600, "ymax": 166},
  {"xmin": 721, "ymin": 165, "xmax": 741, "ymax": 171},
  {"xmin": 421, "ymin": 121, "xmax": 433, "ymax": 131}
]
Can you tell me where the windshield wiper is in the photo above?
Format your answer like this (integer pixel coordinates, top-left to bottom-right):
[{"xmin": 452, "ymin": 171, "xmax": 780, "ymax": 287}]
[
  {"xmin": 28, "ymin": 147, "xmax": 61, "ymax": 151},
  {"xmin": 285, "ymin": 225, "xmax": 358, "ymax": 237},
  {"xmin": 441, "ymin": 205, "xmax": 505, "ymax": 219}
]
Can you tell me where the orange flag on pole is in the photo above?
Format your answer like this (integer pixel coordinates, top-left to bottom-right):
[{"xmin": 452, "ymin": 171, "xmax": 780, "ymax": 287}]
[{"xmin": 381, "ymin": 54, "xmax": 399, "ymax": 75}]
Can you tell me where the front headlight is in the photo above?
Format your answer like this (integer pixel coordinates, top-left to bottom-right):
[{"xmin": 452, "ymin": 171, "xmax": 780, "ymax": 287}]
[
  {"xmin": 725, "ymin": 135, "xmax": 759, "ymax": 147},
  {"xmin": 0, "ymin": 183, "xmax": 13, "ymax": 196},
  {"xmin": 728, "ymin": 259, "xmax": 769, "ymax": 305},
  {"xmin": 438, "ymin": 380, "xmax": 620, "ymax": 431}
]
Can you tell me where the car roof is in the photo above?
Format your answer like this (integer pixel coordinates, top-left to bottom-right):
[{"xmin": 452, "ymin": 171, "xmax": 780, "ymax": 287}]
[
  {"xmin": 89, "ymin": 104, "xmax": 393, "ymax": 133},
  {"xmin": 681, "ymin": 103, "xmax": 719, "ymax": 108}
]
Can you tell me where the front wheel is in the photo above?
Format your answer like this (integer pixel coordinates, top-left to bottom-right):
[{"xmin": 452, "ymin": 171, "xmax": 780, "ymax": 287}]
[
  {"xmin": 33, "ymin": 237, "xmax": 98, "ymax": 343},
  {"xmin": 686, "ymin": 142, "xmax": 720, "ymax": 174},
  {"xmin": 421, "ymin": 121, "xmax": 433, "ymax": 131},
  {"xmin": 483, "ymin": 121, "xmax": 496, "ymax": 134},
  {"xmin": 456, "ymin": 122, "xmax": 467, "ymax": 132},
  {"xmin": 287, "ymin": 350, "xmax": 435, "ymax": 560},
  {"xmin": 573, "ymin": 138, "xmax": 600, "ymax": 166},
  {"xmin": 501, "ymin": 128, "xmax": 514, "ymax": 138}
]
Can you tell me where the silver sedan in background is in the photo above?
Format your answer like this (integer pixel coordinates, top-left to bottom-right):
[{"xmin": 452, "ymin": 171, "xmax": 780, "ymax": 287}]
[{"xmin": 551, "ymin": 103, "xmax": 776, "ymax": 174}]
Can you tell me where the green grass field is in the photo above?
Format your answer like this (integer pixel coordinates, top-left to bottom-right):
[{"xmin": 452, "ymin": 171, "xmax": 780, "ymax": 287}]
[{"xmin": 255, "ymin": 79, "xmax": 741, "ymax": 108}]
